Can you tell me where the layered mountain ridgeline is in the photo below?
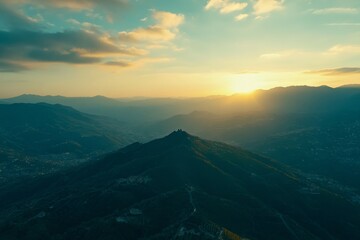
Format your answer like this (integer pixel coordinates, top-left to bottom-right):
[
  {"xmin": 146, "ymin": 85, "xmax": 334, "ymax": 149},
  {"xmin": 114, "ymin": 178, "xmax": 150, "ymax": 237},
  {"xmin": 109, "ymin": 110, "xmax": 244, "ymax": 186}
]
[
  {"xmin": 0, "ymin": 131, "xmax": 359, "ymax": 240},
  {"xmin": 3, "ymin": 86, "xmax": 360, "ymax": 124},
  {"xmin": 150, "ymin": 110, "xmax": 360, "ymax": 190},
  {"xmin": 1, "ymin": 94, "xmax": 183, "ymax": 124},
  {"xmin": 0, "ymin": 103, "xmax": 139, "ymax": 181}
]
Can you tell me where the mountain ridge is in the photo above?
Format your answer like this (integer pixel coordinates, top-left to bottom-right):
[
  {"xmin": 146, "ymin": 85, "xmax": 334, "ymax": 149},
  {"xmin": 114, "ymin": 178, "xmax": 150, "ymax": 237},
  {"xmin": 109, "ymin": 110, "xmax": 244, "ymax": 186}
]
[
  {"xmin": 3, "ymin": 85, "xmax": 360, "ymax": 124},
  {"xmin": 0, "ymin": 103, "xmax": 139, "ymax": 182}
]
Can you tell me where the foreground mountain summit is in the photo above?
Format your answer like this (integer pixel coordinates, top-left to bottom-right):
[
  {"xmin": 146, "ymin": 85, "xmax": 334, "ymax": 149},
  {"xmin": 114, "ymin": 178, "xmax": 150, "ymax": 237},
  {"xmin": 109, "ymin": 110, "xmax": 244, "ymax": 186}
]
[{"xmin": 0, "ymin": 130, "xmax": 359, "ymax": 240}]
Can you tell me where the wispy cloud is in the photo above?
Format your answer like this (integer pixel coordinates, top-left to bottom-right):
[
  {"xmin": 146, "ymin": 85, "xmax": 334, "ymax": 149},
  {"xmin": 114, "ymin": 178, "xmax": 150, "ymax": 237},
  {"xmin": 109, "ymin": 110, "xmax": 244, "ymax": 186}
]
[
  {"xmin": 0, "ymin": 2, "xmax": 39, "ymax": 30},
  {"xmin": 326, "ymin": 23, "xmax": 360, "ymax": 26},
  {"xmin": 3, "ymin": 0, "xmax": 129, "ymax": 24},
  {"xmin": 2, "ymin": 0, "xmax": 128, "ymax": 10},
  {"xmin": 324, "ymin": 45, "xmax": 360, "ymax": 55},
  {"xmin": 311, "ymin": 8, "xmax": 358, "ymax": 15},
  {"xmin": 104, "ymin": 60, "xmax": 133, "ymax": 68},
  {"xmin": 0, "ymin": 60, "xmax": 28, "ymax": 72},
  {"xmin": 205, "ymin": 0, "xmax": 248, "ymax": 21},
  {"xmin": 253, "ymin": 0, "xmax": 284, "ymax": 16},
  {"xmin": 220, "ymin": 2, "xmax": 248, "ymax": 14},
  {"xmin": 119, "ymin": 26, "xmax": 176, "ymax": 42},
  {"xmin": 306, "ymin": 67, "xmax": 360, "ymax": 76},
  {"xmin": 119, "ymin": 11, "xmax": 184, "ymax": 42},
  {"xmin": 260, "ymin": 50, "xmax": 304, "ymax": 60},
  {"xmin": 235, "ymin": 13, "xmax": 249, "ymax": 21}
]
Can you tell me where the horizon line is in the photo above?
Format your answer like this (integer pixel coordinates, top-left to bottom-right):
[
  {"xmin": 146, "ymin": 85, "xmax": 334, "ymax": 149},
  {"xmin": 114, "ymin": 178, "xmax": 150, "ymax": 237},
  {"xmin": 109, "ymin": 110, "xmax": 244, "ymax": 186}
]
[{"xmin": 1, "ymin": 84, "xmax": 358, "ymax": 100}]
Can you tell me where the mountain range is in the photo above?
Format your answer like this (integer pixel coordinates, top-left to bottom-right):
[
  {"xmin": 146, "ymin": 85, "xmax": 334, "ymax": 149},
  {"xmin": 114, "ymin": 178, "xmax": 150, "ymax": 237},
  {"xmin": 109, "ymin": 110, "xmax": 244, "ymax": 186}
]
[
  {"xmin": 0, "ymin": 103, "xmax": 139, "ymax": 181},
  {"xmin": 2, "ymin": 86, "xmax": 359, "ymax": 191},
  {"xmin": 2, "ymin": 86, "xmax": 360, "ymax": 124},
  {"xmin": 0, "ymin": 131, "xmax": 359, "ymax": 240}
]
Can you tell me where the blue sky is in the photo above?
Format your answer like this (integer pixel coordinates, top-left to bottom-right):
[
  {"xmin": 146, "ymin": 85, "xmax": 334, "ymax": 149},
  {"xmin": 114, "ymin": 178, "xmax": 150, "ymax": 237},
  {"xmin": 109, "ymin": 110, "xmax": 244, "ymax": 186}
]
[{"xmin": 0, "ymin": 0, "xmax": 359, "ymax": 97}]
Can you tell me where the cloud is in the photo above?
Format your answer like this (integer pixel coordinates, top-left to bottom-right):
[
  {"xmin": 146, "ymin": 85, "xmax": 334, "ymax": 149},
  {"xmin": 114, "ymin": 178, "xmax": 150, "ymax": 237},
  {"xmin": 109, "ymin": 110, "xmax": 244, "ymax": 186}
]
[
  {"xmin": 3, "ymin": 0, "xmax": 128, "ymax": 10},
  {"xmin": 253, "ymin": 0, "xmax": 284, "ymax": 15},
  {"xmin": 28, "ymin": 49, "xmax": 100, "ymax": 64},
  {"xmin": 235, "ymin": 13, "xmax": 249, "ymax": 21},
  {"xmin": 260, "ymin": 53, "xmax": 284, "ymax": 59},
  {"xmin": 119, "ymin": 26, "xmax": 176, "ymax": 42},
  {"xmin": 326, "ymin": 23, "xmax": 360, "ymax": 26},
  {"xmin": 311, "ymin": 8, "xmax": 358, "ymax": 15},
  {"xmin": 0, "ymin": 29, "xmax": 146, "ymax": 71},
  {"xmin": 0, "ymin": 60, "xmax": 28, "ymax": 72},
  {"xmin": 205, "ymin": 0, "xmax": 248, "ymax": 14},
  {"xmin": 325, "ymin": 45, "xmax": 360, "ymax": 55},
  {"xmin": 66, "ymin": 19, "xmax": 105, "ymax": 34},
  {"xmin": 3, "ymin": 0, "xmax": 129, "ymax": 23},
  {"xmin": 205, "ymin": 0, "xmax": 224, "ymax": 10},
  {"xmin": 105, "ymin": 57, "xmax": 173, "ymax": 70},
  {"xmin": 105, "ymin": 60, "xmax": 133, "ymax": 67},
  {"xmin": 220, "ymin": 2, "xmax": 248, "ymax": 13},
  {"xmin": 119, "ymin": 11, "xmax": 184, "ymax": 43},
  {"xmin": 0, "ymin": 30, "xmax": 123, "ymax": 54},
  {"xmin": 0, "ymin": 2, "xmax": 39, "ymax": 30},
  {"xmin": 152, "ymin": 11, "xmax": 185, "ymax": 28},
  {"xmin": 260, "ymin": 50, "xmax": 303, "ymax": 59},
  {"xmin": 306, "ymin": 67, "xmax": 360, "ymax": 76},
  {"xmin": 0, "ymin": 3, "xmax": 183, "ymax": 72}
]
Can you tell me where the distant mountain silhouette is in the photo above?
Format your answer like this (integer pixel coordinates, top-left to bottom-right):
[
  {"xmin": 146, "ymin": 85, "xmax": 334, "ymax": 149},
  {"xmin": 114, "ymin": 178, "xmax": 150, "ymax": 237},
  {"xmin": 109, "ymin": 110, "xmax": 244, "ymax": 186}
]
[
  {"xmin": 3, "ymin": 86, "xmax": 360, "ymax": 124},
  {"xmin": 0, "ymin": 103, "xmax": 138, "ymax": 181},
  {"xmin": 0, "ymin": 131, "xmax": 359, "ymax": 240},
  {"xmin": 338, "ymin": 84, "xmax": 360, "ymax": 88}
]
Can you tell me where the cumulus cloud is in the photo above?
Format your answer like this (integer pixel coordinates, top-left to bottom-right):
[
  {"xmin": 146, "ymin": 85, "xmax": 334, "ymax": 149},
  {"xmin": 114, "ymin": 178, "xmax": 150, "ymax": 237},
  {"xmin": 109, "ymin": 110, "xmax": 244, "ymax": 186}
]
[
  {"xmin": 205, "ymin": 0, "xmax": 248, "ymax": 14},
  {"xmin": 311, "ymin": 8, "xmax": 358, "ymax": 15},
  {"xmin": 119, "ymin": 11, "xmax": 184, "ymax": 43},
  {"xmin": 152, "ymin": 11, "xmax": 185, "ymax": 28},
  {"xmin": 0, "ymin": 29, "xmax": 146, "ymax": 72},
  {"xmin": 253, "ymin": 0, "xmax": 284, "ymax": 15},
  {"xmin": 306, "ymin": 67, "xmax": 360, "ymax": 76},
  {"xmin": 0, "ymin": 3, "xmax": 184, "ymax": 72}
]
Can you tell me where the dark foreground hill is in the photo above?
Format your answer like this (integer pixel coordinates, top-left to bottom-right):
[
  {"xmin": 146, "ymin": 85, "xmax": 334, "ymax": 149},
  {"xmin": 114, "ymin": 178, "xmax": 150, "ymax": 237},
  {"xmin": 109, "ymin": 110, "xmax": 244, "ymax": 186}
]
[
  {"xmin": 0, "ymin": 103, "xmax": 138, "ymax": 181},
  {"xmin": 0, "ymin": 131, "xmax": 359, "ymax": 240}
]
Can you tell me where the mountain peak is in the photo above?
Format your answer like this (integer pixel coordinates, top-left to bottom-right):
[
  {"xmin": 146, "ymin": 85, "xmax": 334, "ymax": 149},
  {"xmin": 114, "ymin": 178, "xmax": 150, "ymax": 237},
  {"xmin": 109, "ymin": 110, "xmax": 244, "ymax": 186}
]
[
  {"xmin": 164, "ymin": 129, "xmax": 194, "ymax": 144},
  {"xmin": 168, "ymin": 129, "xmax": 191, "ymax": 137}
]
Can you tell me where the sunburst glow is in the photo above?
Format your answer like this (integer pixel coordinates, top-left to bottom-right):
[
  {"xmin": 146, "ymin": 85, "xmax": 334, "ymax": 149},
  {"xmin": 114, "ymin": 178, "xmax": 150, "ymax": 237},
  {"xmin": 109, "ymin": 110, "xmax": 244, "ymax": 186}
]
[{"xmin": 229, "ymin": 74, "xmax": 264, "ymax": 94}]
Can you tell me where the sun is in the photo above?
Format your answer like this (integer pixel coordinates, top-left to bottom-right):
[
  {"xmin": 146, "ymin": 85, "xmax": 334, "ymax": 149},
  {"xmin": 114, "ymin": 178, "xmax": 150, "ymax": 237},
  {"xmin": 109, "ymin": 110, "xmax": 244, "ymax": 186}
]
[{"xmin": 229, "ymin": 74, "xmax": 263, "ymax": 94}]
